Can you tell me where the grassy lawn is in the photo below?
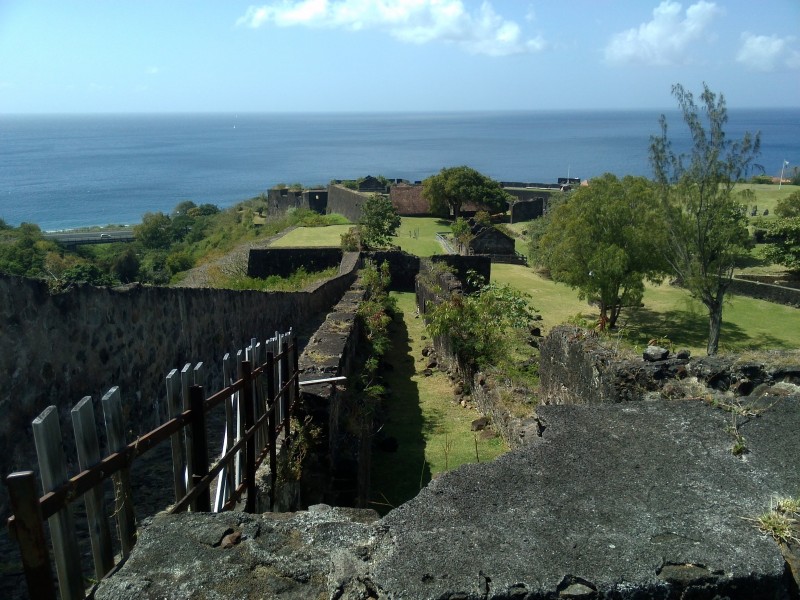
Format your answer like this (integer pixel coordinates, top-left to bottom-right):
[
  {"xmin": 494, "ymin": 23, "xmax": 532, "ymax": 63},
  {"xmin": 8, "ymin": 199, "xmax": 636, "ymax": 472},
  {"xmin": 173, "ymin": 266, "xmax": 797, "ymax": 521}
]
[
  {"xmin": 269, "ymin": 224, "xmax": 352, "ymax": 247},
  {"xmin": 370, "ymin": 292, "xmax": 506, "ymax": 514},
  {"xmin": 492, "ymin": 263, "xmax": 800, "ymax": 356},
  {"xmin": 393, "ymin": 217, "xmax": 452, "ymax": 256},
  {"xmin": 735, "ymin": 183, "xmax": 798, "ymax": 219}
]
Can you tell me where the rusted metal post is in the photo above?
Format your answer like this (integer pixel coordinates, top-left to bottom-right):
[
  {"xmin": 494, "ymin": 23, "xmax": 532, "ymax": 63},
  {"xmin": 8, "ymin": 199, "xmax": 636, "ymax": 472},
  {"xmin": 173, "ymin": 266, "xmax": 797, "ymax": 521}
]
[
  {"xmin": 281, "ymin": 342, "xmax": 291, "ymax": 440},
  {"xmin": 266, "ymin": 351, "xmax": 277, "ymax": 511},
  {"xmin": 6, "ymin": 471, "xmax": 57, "ymax": 600},
  {"xmin": 189, "ymin": 385, "xmax": 210, "ymax": 512},
  {"xmin": 241, "ymin": 360, "xmax": 256, "ymax": 513},
  {"xmin": 292, "ymin": 337, "xmax": 300, "ymax": 409}
]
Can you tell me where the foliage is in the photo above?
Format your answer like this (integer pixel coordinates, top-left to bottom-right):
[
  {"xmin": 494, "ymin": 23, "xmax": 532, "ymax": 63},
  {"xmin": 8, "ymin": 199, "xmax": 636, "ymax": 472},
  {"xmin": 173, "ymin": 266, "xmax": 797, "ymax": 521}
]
[
  {"xmin": 112, "ymin": 248, "xmax": 140, "ymax": 283},
  {"xmin": 0, "ymin": 222, "xmax": 52, "ymax": 277},
  {"xmin": 359, "ymin": 194, "xmax": 401, "ymax": 249},
  {"xmin": 450, "ymin": 217, "xmax": 473, "ymax": 248},
  {"xmin": 340, "ymin": 227, "xmax": 361, "ymax": 251},
  {"xmin": 212, "ymin": 266, "xmax": 339, "ymax": 292},
  {"xmin": 750, "ymin": 174, "xmax": 773, "ymax": 185},
  {"xmin": 764, "ymin": 217, "xmax": 800, "ymax": 271},
  {"xmin": 650, "ymin": 83, "xmax": 760, "ymax": 355},
  {"xmin": 134, "ymin": 212, "xmax": 173, "ymax": 249},
  {"xmin": 527, "ymin": 193, "xmax": 567, "ymax": 269},
  {"xmin": 422, "ymin": 166, "xmax": 511, "ymax": 220},
  {"xmin": 59, "ymin": 263, "xmax": 116, "ymax": 287},
  {"xmin": 775, "ymin": 190, "xmax": 800, "ymax": 218},
  {"xmin": 539, "ymin": 173, "xmax": 667, "ymax": 329},
  {"xmin": 425, "ymin": 273, "xmax": 535, "ymax": 370}
]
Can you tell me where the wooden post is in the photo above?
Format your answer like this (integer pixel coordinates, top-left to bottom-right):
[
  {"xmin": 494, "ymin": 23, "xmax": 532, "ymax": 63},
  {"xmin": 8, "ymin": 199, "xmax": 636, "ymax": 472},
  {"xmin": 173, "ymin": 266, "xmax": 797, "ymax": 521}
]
[
  {"xmin": 6, "ymin": 471, "xmax": 57, "ymax": 600},
  {"xmin": 241, "ymin": 360, "xmax": 256, "ymax": 513},
  {"xmin": 292, "ymin": 336, "xmax": 300, "ymax": 410},
  {"xmin": 189, "ymin": 385, "xmax": 210, "ymax": 512},
  {"xmin": 235, "ymin": 350, "xmax": 245, "ymax": 489},
  {"xmin": 281, "ymin": 341, "xmax": 291, "ymax": 440},
  {"xmin": 265, "ymin": 351, "xmax": 277, "ymax": 511},
  {"xmin": 32, "ymin": 406, "xmax": 85, "ymax": 600},
  {"xmin": 214, "ymin": 353, "xmax": 236, "ymax": 512},
  {"xmin": 70, "ymin": 397, "xmax": 114, "ymax": 579},
  {"xmin": 101, "ymin": 387, "xmax": 137, "ymax": 558},
  {"xmin": 165, "ymin": 368, "xmax": 187, "ymax": 508},
  {"xmin": 180, "ymin": 363, "xmax": 194, "ymax": 494}
]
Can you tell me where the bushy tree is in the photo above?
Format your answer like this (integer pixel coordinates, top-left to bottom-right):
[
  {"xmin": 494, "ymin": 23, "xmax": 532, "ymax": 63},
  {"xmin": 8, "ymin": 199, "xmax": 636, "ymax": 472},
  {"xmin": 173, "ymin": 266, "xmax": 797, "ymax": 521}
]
[
  {"xmin": 764, "ymin": 217, "xmax": 800, "ymax": 272},
  {"xmin": 775, "ymin": 190, "xmax": 800, "ymax": 218},
  {"xmin": 359, "ymin": 194, "xmax": 400, "ymax": 249},
  {"xmin": 540, "ymin": 173, "xmax": 666, "ymax": 329},
  {"xmin": 135, "ymin": 212, "xmax": 173, "ymax": 249},
  {"xmin": 423, "ymin": 166, "xmax": 511, "ymax": 220},
  {"xmin": 650, "ymin": 83, "xmax": 760, "ymax": 355},
  {"xmin": 425, "ymin": 274, "xmax": 535, "ymax": 370}
]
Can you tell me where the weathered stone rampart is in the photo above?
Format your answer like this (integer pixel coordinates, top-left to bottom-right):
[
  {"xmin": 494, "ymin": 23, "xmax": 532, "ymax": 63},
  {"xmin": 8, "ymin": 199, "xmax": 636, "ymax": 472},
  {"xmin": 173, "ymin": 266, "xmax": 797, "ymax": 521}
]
[
  {"xmin": 0, "ymin": 264, "xmax": 357, "ymax": 516},
  {"xmin": 248, "ymin": 247, "xmax": 343, "ymax": 279},
  {"xmin": 729, "ymin": 276, "xmax": 800, "ymax": 307},
  {"xmin": 326, "ymin": 184, "xmax": 369, "ymax": 222}
]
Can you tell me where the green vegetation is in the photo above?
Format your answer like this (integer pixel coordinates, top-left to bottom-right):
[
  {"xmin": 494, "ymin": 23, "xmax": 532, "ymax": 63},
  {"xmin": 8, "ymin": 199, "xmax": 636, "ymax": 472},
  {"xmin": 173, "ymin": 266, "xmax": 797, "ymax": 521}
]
[
  {"xmin": 207, "ymin": 265, "xmax": 339, "ymax": 292},
  {"xmin": 424, "ymin": 270, "xmax": 536, "ymax": 373},
  {"xmin": 370, "ymin": 292, "xmax": 506, "ymax": 513},
  {"xmin": 270, "ymin": 223, "xmax": 352, "ymax": 247},
  {"xmin": 423, "ymin": 166, "xmax": 511, "ymax": 220},
  {"xmin": 650, "ymin": 83, "xmax": 761, "ymax": 355},
  {"xmin": 0, "ymin": 200, "xmax": 348, "ymax": 288},
  {"xmin": 340, "ymin": 194, "xmax": 401, "ymax": 251},
  {"xmin": 394, "ymin": 217, "xmax": 451, "ymax": 256},
  {"xmin": 540, "ymin": 174, "xmax": 666, "ymax": 329}
]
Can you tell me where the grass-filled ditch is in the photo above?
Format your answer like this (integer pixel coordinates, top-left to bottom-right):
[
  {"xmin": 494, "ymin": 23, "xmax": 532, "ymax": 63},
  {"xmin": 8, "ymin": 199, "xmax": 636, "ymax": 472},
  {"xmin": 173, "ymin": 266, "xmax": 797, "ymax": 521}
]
[{"xmin": 369, "ymin": 292, "xmax": 507, "ymax": 514}]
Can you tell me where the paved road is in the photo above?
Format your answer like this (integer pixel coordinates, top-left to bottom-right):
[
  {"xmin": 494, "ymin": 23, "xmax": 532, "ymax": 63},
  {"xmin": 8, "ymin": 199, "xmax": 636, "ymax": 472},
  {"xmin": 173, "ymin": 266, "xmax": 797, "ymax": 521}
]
[{"xmin": 44, "ymin": 230, "xmax": 135, "ymax": 245}]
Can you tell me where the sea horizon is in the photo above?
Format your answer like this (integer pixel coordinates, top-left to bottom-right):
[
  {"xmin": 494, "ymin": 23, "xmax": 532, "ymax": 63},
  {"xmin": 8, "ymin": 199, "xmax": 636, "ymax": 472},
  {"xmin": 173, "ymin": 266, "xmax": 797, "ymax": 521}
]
[{"xmin": 2, "ymin": 108, "xmax": 798, "ymax": 231}]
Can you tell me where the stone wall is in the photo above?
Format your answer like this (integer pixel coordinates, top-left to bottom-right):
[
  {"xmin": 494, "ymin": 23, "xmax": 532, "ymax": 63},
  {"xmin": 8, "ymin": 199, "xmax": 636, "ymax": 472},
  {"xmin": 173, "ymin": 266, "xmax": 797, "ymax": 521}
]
[
  {"xmin": 267, "ymin": 188, "xmax": 308, "ymax": 214},
  {"xmin": 729, "ymin": 277, "xmax": 800, "ymax": 307},
  {"xmin": 539, "ymin": 325, "xmax": 800, "ymax": 405},
  {"xmin": 326, "ymin": 184, "xmax": 369, "ymax": 222},
  {"xmin": 509, "ymin": 198, "xmax": 545, "ymax": 223},
  {"xmin": 248, "ymin": 247, "xmax": 343, "ymax": 279},
  {"xmin": 0, "ymin": 264, "xmax": 358, "ymax": 516}
]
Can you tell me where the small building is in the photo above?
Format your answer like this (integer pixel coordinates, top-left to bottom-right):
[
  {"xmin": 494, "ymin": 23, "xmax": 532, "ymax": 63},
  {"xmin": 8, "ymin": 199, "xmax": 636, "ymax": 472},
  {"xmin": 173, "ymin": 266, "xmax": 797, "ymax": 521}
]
[
  {"xmin": 358, "ymin": 175, "xmax": 386, "ymax": 193},
  {"xmin": 468, "ymin": 224, "xmax": 516, "ymax": 256}
]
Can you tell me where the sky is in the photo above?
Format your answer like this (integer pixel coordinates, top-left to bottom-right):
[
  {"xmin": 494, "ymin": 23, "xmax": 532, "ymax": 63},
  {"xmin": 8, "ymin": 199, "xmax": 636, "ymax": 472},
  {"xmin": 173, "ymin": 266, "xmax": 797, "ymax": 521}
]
[{"xmin": 0, "ymin": 0, "xmax": 798, "ymax": 113}]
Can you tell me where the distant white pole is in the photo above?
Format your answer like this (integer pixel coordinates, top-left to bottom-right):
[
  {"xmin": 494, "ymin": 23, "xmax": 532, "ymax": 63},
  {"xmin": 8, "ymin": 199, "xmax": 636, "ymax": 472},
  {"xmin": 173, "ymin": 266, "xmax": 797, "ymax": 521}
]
[{"xmin": 779, "ymin": 160, "xmax": 788, "ymax": 189}]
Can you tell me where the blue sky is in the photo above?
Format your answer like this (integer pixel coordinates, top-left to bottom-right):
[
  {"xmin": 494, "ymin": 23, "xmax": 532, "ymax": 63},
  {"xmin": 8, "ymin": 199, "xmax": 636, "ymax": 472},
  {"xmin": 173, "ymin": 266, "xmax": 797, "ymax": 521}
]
[{"xmin": 0, "ymin": 0, "xmax": 798, "ymax": 113}]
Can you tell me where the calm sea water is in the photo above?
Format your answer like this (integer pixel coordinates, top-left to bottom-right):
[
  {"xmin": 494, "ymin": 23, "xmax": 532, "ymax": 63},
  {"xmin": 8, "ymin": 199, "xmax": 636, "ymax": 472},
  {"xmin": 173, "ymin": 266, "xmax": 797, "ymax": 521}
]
[{"xmin": 1, "ymin": 109, "xmax": 797, "ymax": 231}]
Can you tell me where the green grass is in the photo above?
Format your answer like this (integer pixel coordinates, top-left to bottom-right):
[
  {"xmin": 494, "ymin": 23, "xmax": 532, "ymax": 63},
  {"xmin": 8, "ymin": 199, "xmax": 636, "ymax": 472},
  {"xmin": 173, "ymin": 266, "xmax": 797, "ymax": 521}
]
[
  {"xmin": 393, "ymin": 217, "xmax": 452, "ymax": 256},
  {"xmin": 369, "ymin": 292, "xmax": 506, "ymax": 514},
  {"xmin": 735, "ymin": 183, "xmax": 799, "ymax": 220},
  {"xmin": 491, "ymin": 263, "xmax": 800, "ymax": 356},
  {"xmin": 270, "ymin": 224, "xmax": 352, "ymax": 247}
]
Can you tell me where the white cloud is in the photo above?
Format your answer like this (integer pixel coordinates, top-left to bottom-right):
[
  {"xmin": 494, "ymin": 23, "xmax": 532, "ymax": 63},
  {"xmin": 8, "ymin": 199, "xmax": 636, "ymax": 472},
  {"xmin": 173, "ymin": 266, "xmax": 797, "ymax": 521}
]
[
  {"xmin": 604, "ymin": 1, "xmax": 720, "ymax": 66},
  {"xmin": 736, "ymin": 32, "xmax": 799, "ymax": 71},
  {"xmin": 236, "ymin": 0, "xmax": 546, "ymax": 57}
]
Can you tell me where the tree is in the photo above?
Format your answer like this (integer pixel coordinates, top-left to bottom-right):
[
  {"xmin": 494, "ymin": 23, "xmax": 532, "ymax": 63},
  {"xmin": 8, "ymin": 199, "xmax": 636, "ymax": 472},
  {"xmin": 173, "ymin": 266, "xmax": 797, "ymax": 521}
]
[
  {"xmin": 764, "ymin": 217, "xmax": 800, "ymax": 272},
  {"xmin": 775, "ymin": 190, "xmax": 800, "ymax": 218},
  {"xmin": 359, "ymin": 194, "xmax": 401, "ymax": 249},
  {"xmin": 423, "ymin": 166, "xmax": 511, "ymax": 220},
  {"xmin": 650, "ymin": 83, "xmax": 760, "ymax": 355},
  {"xmin": 135, "ymin": 212, "xmax": 173, "ymax": 249},
  {"xmin": 539, "ymin": 173, "xmax": 666, "ymax": 329}
]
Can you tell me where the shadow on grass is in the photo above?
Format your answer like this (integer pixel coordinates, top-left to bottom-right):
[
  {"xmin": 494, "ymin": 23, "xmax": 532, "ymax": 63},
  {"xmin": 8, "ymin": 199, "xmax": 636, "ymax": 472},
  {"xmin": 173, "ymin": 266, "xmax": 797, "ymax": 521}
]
[
  {"xmin": 369, "ymin": 308, "xmax": 432, "ymax": 515},
  {"xmin": 620, "ymin": 305, "xmax": 790, "ymax": 351}
]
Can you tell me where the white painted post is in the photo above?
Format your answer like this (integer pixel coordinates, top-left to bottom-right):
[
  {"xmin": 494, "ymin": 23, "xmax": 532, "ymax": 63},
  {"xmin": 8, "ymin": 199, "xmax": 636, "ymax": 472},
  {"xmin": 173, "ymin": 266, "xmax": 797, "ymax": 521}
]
[
  {"xmin": 32, "ymin": 406, "xmax": 85, "ymax": 600},
  {"xmin": 180, "ymin": 363, "xmax": 193, "ymax": 492},
  {"xmin": 70, "ymin": 397, "xmax": 114, "ymax": 579},
  {"xmin": 165, "ymin": 369, "xmax": 187, "ymax": 505},
  {"xmin": 101, "ymin": 387, "xmax": 137, "ymax": 558}
]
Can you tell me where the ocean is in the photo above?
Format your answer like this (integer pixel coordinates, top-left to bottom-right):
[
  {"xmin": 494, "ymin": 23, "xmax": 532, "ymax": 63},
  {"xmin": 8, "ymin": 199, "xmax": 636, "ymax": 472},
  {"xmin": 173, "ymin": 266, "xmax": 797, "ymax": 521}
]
[{"xmin": 1, "ymin": 109, "xmax": 797, "ymax": 231}]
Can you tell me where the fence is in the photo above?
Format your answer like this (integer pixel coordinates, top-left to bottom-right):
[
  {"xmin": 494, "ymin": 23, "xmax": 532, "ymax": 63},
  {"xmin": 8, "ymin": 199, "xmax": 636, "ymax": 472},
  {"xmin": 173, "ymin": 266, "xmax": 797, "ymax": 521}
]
[{"xmin": 5, "ymin": 330, "xmax": 307, "ymax": 600}]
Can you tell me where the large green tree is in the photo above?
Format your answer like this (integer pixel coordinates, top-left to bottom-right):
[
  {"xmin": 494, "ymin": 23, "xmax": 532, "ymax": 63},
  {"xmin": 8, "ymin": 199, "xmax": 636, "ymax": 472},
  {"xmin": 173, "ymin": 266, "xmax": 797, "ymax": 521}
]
[
  {"xmin": 650, "ymin": 84, "xmax": 760, "ymax": 355},
  {"xmin": 540, "ymin": 173, "xmax": 666, "ymax": 329},
  {"xmin": 359, "ymin": 194, "xmax": 401, "ymax": 249},
  {"xmin": 422, "ymin": 166, "xmax": 511, "ymax": 220}
]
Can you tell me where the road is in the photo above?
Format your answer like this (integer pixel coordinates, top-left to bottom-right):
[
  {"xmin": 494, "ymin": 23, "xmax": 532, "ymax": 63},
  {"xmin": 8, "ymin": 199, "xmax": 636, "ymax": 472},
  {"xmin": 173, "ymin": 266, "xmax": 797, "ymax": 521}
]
[{"xmin": 43, "ymin": 230, "xmax": 135, "ymax": 245}]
